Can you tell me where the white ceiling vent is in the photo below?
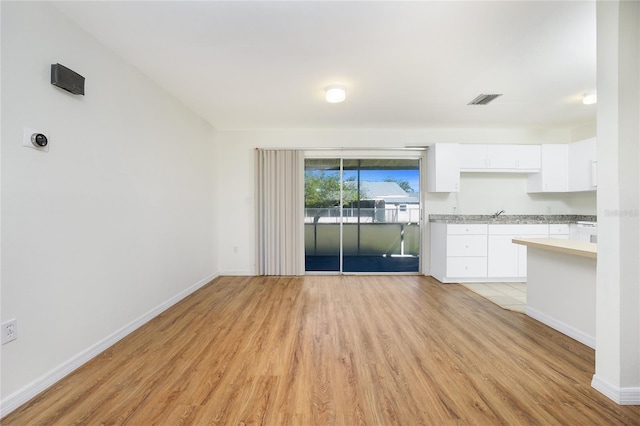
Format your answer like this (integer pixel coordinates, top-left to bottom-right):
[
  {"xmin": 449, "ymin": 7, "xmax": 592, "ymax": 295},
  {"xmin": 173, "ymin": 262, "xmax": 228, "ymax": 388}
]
[{"xmin": 468, "ymin": 94, "xmax": 503, "ymax": 105}]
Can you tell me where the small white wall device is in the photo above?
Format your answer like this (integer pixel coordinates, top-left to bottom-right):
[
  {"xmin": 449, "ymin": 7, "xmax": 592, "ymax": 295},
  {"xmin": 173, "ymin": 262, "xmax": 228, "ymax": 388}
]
[
  {"xmin": 23, "ymin": 127, "xmax": 49, "ymax": 152},
  {"xmin": 31, "ymin": 133, "xmax": 48, "ymax": 148}
]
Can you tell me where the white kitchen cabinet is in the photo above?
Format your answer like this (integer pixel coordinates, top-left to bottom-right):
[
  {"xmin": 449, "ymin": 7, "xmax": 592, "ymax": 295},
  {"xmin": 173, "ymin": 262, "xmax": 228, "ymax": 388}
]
[
  {"xmin": 430, "ymin": 223, "xmax": 487, "ymax": 282},
  {"xmin": 447, "ymin": 257, "xmax": 488, "ymax": 278},
  {"xmin": 516, "ymin": 145, "xmax": 542, "ymax": 170},
  {"xmin": 447, "ymin": 234, "xmax": 487, "ymax": 256},
  {"xmin": 487, "ymin": 224, "xmax": 548, "ymax": 279},
  {"xmin": 568, "ymin": 137, "xmax": 597, "ymax": 191},
  {"xmin": 460, "ymin": 144, "xmax": 541, "ymax": 172},
  {"xmin": 487, "ymin": 234, "xmax": 519, "ymax": 277},
  {"xmin": 527, "ymin": 144, "xmax": 569, "ymax": 192},
  {"xmin": 432, "ymin": 222, "xmax": 565, "ymax": 282},
  {"xmin": 426, "ymin": 143, "xmax": 460, "ymax": 192},
  {"xmin": 549, "ymin": 223, "xmax": 570, "ymax": 239},
  {"xmin": 459, "ymin": 144, "xmax": 489, "ymax": 170},
  {"xmin": 487, "ymin": 144, "xmax": 518, "ymax": 169}
]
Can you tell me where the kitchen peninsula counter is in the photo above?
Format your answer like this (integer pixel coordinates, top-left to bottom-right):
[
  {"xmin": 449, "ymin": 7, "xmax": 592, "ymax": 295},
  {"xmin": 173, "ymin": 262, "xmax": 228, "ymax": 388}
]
[{"xmin": 512, "ymin": 237, "xmax": 596, "ymax": 258}]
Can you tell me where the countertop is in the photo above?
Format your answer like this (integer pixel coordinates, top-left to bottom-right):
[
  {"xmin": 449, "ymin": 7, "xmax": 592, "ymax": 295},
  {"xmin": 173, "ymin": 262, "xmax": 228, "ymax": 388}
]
[
  {"xmin": 512, "ymin": 237, "xmax": 597, "ymax": 259},
  {"xmin": 429, "ymin": 214, "xmax": 597, "ymax": 224}
]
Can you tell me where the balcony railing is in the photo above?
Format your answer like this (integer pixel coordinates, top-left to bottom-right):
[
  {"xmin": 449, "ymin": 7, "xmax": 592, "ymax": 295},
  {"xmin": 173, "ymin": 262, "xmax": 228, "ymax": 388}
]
[{"xmin": 304, "ymin": 207, "xmax": 420, "ymax": 224}]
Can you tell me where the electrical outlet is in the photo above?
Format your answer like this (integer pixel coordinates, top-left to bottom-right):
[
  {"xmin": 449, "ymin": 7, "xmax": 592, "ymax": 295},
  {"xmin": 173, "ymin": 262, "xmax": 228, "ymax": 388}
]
[
  {"xmin": 2, "ymin": 319, "xmax": 18, "ymax": 344},
  {"xmin": 452, "ymin": 206, "xmax": 458, "ymax": 214},
  {"xmin": 546, "ymin": 205, "xmax": 552, "ymax": 214}
]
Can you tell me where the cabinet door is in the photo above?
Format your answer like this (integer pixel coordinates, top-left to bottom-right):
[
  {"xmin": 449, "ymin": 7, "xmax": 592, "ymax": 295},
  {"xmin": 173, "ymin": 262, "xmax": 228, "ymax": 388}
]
[
  {"xmin": 487, "ymin": 145, "xmax": 517, "ymax": 169},
  {"xmin": 516, "ymin": 145, "xmax": 542, "ymax": 170},
  {"xmin": 568, "ymin": 137, "xmax": 597, "ymax": 191},
  {"xmin": 488, "ymin": 235, "xmax": 519, "ymax": 277},
  {"xmin": 427, "ymin": 143, "xmax": 460, "ymax": 192},
  {"xmin": 527, "ymin": 144, "xmax": 568, "ymax": 192},
  {"xmin": 459, "ymin": 144, "xmax": 488, "ymax": 170}
]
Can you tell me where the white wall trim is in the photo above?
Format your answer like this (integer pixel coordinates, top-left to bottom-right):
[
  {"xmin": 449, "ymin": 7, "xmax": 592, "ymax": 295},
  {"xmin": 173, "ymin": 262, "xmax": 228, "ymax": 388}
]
[
  {"xmin": 592, "ymin": 375, "xmax": 640, "ymax": 405},
  {"xmin": 525, "ymin": 306, "xmax": 595, "ymax": 349},
  {"xmin": 219, "ymin": 270, "xmax": 256, "ymax": 276},
  {"xmin": 0, "ymin": 272, "xmax": 219, "ymax": 418}
]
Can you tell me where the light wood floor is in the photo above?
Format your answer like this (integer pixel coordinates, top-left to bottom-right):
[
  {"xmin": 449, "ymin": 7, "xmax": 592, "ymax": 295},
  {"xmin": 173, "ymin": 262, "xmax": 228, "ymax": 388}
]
[{"xmin": 3, "ymin": 275, "xmax": 640, "ymax": 425}]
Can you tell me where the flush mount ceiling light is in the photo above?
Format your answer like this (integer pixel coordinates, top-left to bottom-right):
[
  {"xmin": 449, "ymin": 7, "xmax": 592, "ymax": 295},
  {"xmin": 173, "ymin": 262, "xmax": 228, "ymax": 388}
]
[
  {"xmin": 583, "ymin": 90, "xmax": 597, "ymax": 105},
  {"xmin": 325, "ymin": 85, "xmax": 346, "ymax": 103},
  {"xmin": 467, "ymin": 93, "xmax": 503, "ymax": 105}
]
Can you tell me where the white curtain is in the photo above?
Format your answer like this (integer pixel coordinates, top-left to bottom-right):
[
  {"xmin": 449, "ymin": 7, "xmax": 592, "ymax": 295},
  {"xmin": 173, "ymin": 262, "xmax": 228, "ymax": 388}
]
[{"xmin": 256, "ymin": 149, "xmax": 305, "ymax": 275}]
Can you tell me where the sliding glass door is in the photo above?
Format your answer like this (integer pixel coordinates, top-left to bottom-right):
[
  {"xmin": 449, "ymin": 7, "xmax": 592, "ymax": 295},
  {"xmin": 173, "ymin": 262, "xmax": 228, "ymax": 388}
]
[
  {"xmin": 304, "ymin": 157, "xmax": 421, "ymax": 273},
  {"xmin": 304, "ymin": 159, "xmax": 341, "ymax": 272}
]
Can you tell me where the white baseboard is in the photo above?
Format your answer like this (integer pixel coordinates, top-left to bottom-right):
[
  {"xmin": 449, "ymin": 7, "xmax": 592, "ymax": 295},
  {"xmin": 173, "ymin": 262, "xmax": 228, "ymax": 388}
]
[
  {"xmin": 525, "ymin": 306, "xmax": 595, "ymax": 349},
  {"xmin": 592, "ymin": 375, "xmax": 640, "ymax": 405},
  {"xmin": 0, "ymin": 272, "xmax": 219, "ymax": 418},
  {"xmin": 218, "ymin": 270, "xmax": 256, "ymax": 276}
]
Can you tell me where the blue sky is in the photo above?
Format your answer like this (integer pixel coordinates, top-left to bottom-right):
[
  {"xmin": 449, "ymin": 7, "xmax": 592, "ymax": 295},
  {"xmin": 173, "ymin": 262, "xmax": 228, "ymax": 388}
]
[{"xmin": 343, "ymin": 169, "xmax": 419, "ymax": 192}]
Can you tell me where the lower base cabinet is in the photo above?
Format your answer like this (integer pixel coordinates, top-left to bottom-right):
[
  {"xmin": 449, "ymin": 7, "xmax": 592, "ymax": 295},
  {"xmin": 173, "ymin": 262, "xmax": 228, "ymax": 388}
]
[
  {"xmin": 431, "ymin": 222, "xmax": 555, "ymax": 283},
  {"xmin": 487, "ymin": 224, "xmax": 548, "ymax": 279},
  {"xmin": 447, "ymin": 257, "xmax": 487, "ymax": 278}
]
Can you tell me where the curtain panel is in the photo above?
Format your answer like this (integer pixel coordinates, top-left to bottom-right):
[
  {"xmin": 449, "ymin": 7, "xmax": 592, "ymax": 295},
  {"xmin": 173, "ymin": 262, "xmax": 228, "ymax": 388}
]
[{"xmin": 256, "ymin": 149, "xmax": 305, "ymax": 275}]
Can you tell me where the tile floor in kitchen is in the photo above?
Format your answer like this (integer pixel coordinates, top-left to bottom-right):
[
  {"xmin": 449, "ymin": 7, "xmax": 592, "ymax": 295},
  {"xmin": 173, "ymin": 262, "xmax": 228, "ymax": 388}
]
[{"xmin": 461, "ymin": 282, "xmax": 526, "ymax": 313}]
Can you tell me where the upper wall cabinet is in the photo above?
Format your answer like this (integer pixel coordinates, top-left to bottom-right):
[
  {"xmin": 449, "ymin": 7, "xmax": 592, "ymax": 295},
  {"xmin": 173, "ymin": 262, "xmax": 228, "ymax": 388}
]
[
  {"xmin": 427, "ymin": 140, "xmax": 595, "ymax": 193},
  {"xmin": 568, "ymin": 137, "xmax": 597, "ymax": 191},
  {"xmin": 527, "ymin": 138, "xmax": 596, "ymax": 193},
  {"xmin": 459, "ymin": 144, "xmax": 541, "ymax": 172},
  {"xmin": 527, "ymin": 144, "xmax": 569, "ymax": 193},
  {"xmin": 426, "ymin": 143, "xmax": 460, "ymax": 193}
]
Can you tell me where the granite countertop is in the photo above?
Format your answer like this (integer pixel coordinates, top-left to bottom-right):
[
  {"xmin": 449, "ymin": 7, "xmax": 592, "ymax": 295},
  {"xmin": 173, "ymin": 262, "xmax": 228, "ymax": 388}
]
[{"xmin": 428, "ymin": 214, "xmax": 597, "ymax": 224}]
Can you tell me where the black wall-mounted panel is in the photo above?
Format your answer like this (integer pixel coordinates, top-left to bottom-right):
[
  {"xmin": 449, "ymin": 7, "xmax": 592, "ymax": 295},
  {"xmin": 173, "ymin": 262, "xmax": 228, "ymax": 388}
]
[{"xmin": 51, "ymin": 63, "xmax": 85, "ymax": 95}]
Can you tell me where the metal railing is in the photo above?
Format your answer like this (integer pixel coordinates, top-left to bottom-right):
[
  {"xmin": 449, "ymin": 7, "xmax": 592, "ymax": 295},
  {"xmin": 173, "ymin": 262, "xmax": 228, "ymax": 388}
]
[{"xmin": 304, "ymin": 207, "xmax": 420, "ymax": 224}]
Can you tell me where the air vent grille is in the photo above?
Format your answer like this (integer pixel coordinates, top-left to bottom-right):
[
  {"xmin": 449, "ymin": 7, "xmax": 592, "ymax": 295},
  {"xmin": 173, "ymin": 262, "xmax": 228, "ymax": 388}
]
[{"xmin": 468, "ymin": 94, "xmax": 502, "ymax": 105}]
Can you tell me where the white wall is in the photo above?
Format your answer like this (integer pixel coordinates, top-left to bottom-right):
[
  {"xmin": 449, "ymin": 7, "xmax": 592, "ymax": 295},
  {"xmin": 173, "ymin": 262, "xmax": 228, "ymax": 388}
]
[
  {"xmin": 593, "ymin": 0, "xmax": 640, "ymax": 404},
  {"xmin": 429, "ymin": 173, "xmax": 596, "ymax": 216},
  {"xmin": 216, "ymin": 127, "xmax": 594, "ymax": 275},
  {"xmin": 1, "ymin": 1, "xmax": 217, "ymax": 410}
]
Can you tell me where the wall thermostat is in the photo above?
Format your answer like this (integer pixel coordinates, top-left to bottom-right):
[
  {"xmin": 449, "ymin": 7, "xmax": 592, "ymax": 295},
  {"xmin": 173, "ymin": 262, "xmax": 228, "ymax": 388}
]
[
  {"xmin": 22, "ymin": 127, "xmax": 49, "ymax": 152},
  {"xmin": 31, "ymin": 133, "xmax": 48, "ymax": 147}
]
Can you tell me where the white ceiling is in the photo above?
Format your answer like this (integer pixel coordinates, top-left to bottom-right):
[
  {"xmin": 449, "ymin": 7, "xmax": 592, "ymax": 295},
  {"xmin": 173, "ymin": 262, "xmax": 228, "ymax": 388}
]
[{"xmin": 53, "ymin": 1, "xmax": 597, "ymax": 130}]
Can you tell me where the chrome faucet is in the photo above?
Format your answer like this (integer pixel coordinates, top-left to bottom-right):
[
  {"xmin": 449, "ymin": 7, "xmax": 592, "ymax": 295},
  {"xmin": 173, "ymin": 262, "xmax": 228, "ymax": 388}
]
[{"xmin": 493, "ymin": 209, "xmax": 505, "ymax": 219}]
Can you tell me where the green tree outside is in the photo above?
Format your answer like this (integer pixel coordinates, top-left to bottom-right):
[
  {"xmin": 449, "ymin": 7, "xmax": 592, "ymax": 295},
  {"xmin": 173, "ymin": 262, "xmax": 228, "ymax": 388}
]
[{"xmin": 304, "ymin": 171, "xmax": 360, "ymax": 208}]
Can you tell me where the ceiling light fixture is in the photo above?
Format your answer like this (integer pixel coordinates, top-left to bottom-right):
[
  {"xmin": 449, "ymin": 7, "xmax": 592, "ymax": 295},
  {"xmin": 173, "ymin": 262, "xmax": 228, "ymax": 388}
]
[
  {"xmin": 325, "ymin": 85, "xmax": 346, "ymax": 103},
  {"xmin": 583, "ymin": 90, "xmax": 597, "ymax": 105}
]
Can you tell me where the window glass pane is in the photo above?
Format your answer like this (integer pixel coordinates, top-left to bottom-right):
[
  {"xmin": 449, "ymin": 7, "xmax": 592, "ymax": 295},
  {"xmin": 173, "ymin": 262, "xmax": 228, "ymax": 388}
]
[
  {"xmin": 305, "ymin": 157, "xmax": 421, "ymax": 273},
  {"xmin": 304, "ymin": 159, "xmax": 341, "ymax": 271}
]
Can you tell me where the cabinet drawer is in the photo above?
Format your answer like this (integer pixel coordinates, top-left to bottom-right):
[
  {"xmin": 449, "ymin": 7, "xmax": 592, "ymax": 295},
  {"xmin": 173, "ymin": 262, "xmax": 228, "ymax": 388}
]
[
  {"xmin": 549, "ymin": 224, "xmax": 570, "ymax": 235},
  {"xmin": 447, "ymin": 224, "xmax": 487, "ymax": 235},
  {"xmin": 447, "ymin": 235, "xmax": 487, "ymax": 256},
  {"xmin": 447, "ymin": 257, "xmax": 488, "ymax": 277},
  {"xmin": 488, "ymin": 224, "xmax": 548, "ymax": 235}
]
